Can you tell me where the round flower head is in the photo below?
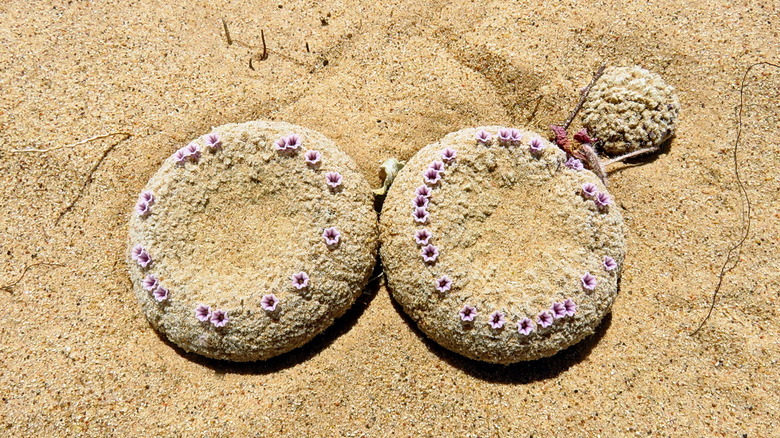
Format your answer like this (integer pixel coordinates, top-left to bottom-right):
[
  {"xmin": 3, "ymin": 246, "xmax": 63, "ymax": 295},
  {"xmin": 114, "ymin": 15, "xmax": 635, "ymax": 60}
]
[
  {"xmin": 260, "ymin": 294, "xmax": 279, "ymax": 312},
  {"xmin": 581, "ymin": 183, "xmax": 598, "ymax": 199},
  {"xmin": 304, "ymin": 150, "xmax": 321, "ymax": 166},
  {"xmin": 564, "ymin": 157, "xmax": 584, "ymax": 171},
  {"xmin": 594, "ymin": 192, "xmax": 612, "ymax": 209},
  {"xmin": 415, "ymin": 185, "xmax": 432, "ymax": 198},
  {"xmin": 412, "ymin": 207, "xmax": 429, "ymax": 224},
  {"xmin": 414, "ymin": 229, "xmax": 432, "ymax": 245},
  {"xmin": 322, "ymin": 227, "xmax": 341, "ymax": 246},
  {"xmin": 536, "ymin": 310, "xmax": 554, "ymax": 328},
  {"xmin": 459, "ymin": 304, "xmax": 477, "ymax": 322},
  {"xmin": 183, "ymin": 142, "xmax": 201, "ymax": 162},
  {"xmin": 429, "ymin": 160, "xmax": 445, "ymax": 172},
  {"xmin": 488, "ymin": 310, "xmax": 506, "ymax": 329},
  {"xmin": 603, "ymin": 255, "xmax": 618, "ymax": 271},
  {"xmin": 291, "ymin": 271, "xmax": 310, "ymax": 289},
  {"xmin": 412, "ymin": 194, "xmax": 429, "ymax": 209},
  {"xmin": 475, "ymin": 129, "xmax": 492, "ymax": 145},
  {"xmin": 435, "ymin": 275, "xmax": 452, "ymax": 293},
  {"xmin": 581, "ymin": 272, "xmax": 597, "ymax": 291},
  {"xmin": 423, "ymin": 168, "xmax": 441, "ymax": 185},
  {"xmin": 285, "ymin": 134, "xmax": 302, "ymax": 150},
  {"xmin": 441, "ymin": 148, "xmax": 457, "ymax": 162},
  {"xmin": 420, "ymin": 244, "xmax": 439, "ymax": 263},
  {"xmin": 517, "ymin": 317, "xmax": 535, "ymax": 335},
  {"xmin": 498, "ymin": 128, "xmax": 513, "ymax": 145},
  {"xmin": 152, "ymin": 285, "xmax": 169, "ymax": 302},
  {"xmin": 195, "ymin": 304, "xmax": 212, "ymax": 322},
  {"xmin": 210, "ymin": 309, "xmax": 229, "ymax": 327},
  {"xmin": 529, "ymin": 137, "xmax": 545, "ymax": 155},
  {"xmin": 325, "ymin": 172, "xmax": 343, "ymax": 189},
  {"xmin": 551, "ymin": 302, "xmax": 567, "ymax": 319},
  {"xmin": 142, "ymin": 274, "xmax": 159, "ymax": 291},
  {"xmin": 563, "ymin": 298, "xmax": 577, "ymax": 317},
  {"xmin": 204, "ymin": 133, "xmax": 222, "ymax": 151}
]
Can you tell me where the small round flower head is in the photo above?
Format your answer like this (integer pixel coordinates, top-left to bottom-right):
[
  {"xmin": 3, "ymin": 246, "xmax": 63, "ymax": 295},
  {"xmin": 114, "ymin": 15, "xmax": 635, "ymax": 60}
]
[
  {"xmin": 563, "ymin": 298, "xmax": 577, "ymax": 317},
  {"xmin": 204, "ymin": 133, "xmax": 222, "ymax": 151},
  {"xmin": 564, "ymin": 157, "xmax": 584, "ymax": 171},
  {"xmin": 536, "ymin": 310, "xmax": 554, "ymax": 328},
  {"xmin": 135, "ymin": 200, "xmax": 151, "ymax": 217},
  {"xmin": 131, "ymin": 245, "xmax": 152, "ymax": 268},
  {"xmin": 529, "ymin": 137, "xmax": 545, "ymax": 155},
  {"xmin": 498, "ymin": 128, "xmax": 513, "ymax": 145},
  {"xmin": 509, "ymin": 128, "xmax": 522, "ymax": 145},
  {"xmin": 551, "ymin": 302, "xmax": 567, "ymax": 319},
  {"xmin": 581, "ymin": 183, "xmax": 598, "ymax": 199},
  {"xmin": 412, "ymin": 194, "xmax": 429, "ymax": 209},
  {"xmin": 210, "ymin": 309, "xmax": 229, "ymax": 327},
  {"xmin": 291, "ymin": 271, "xmax": 310, "ymax": 289},
  {"xmin": 603, "ymin": 255, "xmax": 618, "ymax": 271},
  {"xmin": 412, "ymin": 207, "xmax": 429, "ymax": 224},
  {"xmin": 581, "ymin": 272, "xmax": 597, "ymax": 291},
  {"xmin": 459, "ymin": 304, "xmax": 477, "ymax": 322},
  {"xmin": 325, "ymin": 172, "xmax": 343, "ymax": 189},
  {"xmin": 195, "ymin": 304, "xmax": 212, "ymax": 322},
  {"xmin": 142, "ymin": 274, "xmax": 159, "ymax": 291},
  {"xmin": 441, "ymin": 147, "xmax": 457, "ymax": 162},
  {"xmin": 423, "ymin": 168, "xmax": 441, "ymax": 185},
  {"xmin": 488, "ymin": 310, "xmax": 506, "ymax": 329},
  {"xmin": 138, "ymin": 191, "xmax": 155, "ymax": 205},
  {"xmin": 183, "ymin": 142, "xmax": 201, "ymax": 162},
  {"xmin": 420, "ymin": 244, "xmax": 439, "ymax": 263},
  {"xmin": 304, "ymin": 150, "xmax": 321, "ymax": 166},
  {"xmin": 594, "ymin": 192, "xmax": 612, "ymax": 209},
  {"xmin": 435, "ymin": 275, "xmax": 452, "ymax": 293},
  {"xmin": 415, "ymin": 185, "xmax": 432, "ymax": 198},
  {"xmin": 260, "ymin": 294, "xmax": 279, "ymax": 312},
  {"xmin": 273, "ymin": 136, "xmax": 287, "ymax": 150},
  {"xmin": 414, "ymin": 229, "xmax": 432, "ymax": 245},
  {"xmin": 475, "ymin": 129, "xmax": 492, "ymax": 145},
  {"xmin": 322, "ymin": 227, "xmax": 341, "ymax": 246},
  {"xmin": 429, "ymin": 160, "xmax": 445, "ymax": 172},
  {"xmin": 285, "ymin": 134, "xmax": 302, "ymax": 150},
  {"xmin": 173, "ymin": 148, "xmax": 188, "ymax": 165},
  {"xmin": 517, "ymin": 317, "xmax": 535, "ymax": 335},
  {"xmin": 152, "ymin": 285, "xmax": 169, "ymax": 302}
]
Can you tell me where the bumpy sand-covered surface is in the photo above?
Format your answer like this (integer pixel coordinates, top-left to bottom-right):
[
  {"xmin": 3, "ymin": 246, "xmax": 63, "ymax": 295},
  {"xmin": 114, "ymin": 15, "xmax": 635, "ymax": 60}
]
[{"xmin": 1, "ymin": 1, "xmax": 778, "ymax": 436}]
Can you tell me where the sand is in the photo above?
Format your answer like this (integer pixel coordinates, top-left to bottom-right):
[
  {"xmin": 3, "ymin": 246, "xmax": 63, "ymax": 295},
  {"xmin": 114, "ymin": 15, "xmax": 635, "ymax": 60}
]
[{"xmin": 1, "ymin": 0, "xmax": 778, "ymax": 436}]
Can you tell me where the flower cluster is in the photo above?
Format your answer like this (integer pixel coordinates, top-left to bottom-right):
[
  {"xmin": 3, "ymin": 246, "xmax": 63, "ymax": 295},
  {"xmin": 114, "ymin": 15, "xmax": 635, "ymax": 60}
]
[
  {"xmin": 131, "ymin": 244, "xmax": 152, "ymax": 268},
  {"xmin": 457, "ymin": 298, "xmax": 578, "ymax": 335},
  {"xmin": 135, "ymin": 190, "xmax": 155, "ymax": 217},
  {"xmin": 579, "ymin": 183, "xmax": 612, "ymax": 211},
  {"xmin": 195, "ymin": 304, "xmax": 229, "ymax": 327},
  {"xmin": 274, "ymin": 134, "xmax": 302, "ymax": 151},
  {"xmin": 142, "ymin": 274, "xmax": 169, "ymax": 302},
  {"xmin": 173, "ymin": 142, "xmax": 202, "ymax": 165}
]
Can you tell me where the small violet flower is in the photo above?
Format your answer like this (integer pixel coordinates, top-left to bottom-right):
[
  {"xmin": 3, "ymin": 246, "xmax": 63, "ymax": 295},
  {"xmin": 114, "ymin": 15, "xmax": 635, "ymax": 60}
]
[
  {"xmin": 594, "ymin": 192, "xmax": 612, "ymax": 209},
  {"xmin": 210, "ymin": 309, "xmax": 229, "ymax": 327},
  {"xmin": 498, "ymin": 128, "xmax": 513, "ymax": 145},
  {"xmin": 441, "ymin": 148, "xmax": 457, "ymax": 162},
  {"xmin": 412, "ymin": 194, "xmax": 429, "ymax": 209},
  {"xmin": 488, "ymin": 310, "xmax": 506, "ymax": 329},
  {"xmin": 304, "ymin": 150, "xmax": 322, "ymax": 166},
  {"xmin": 131, "ymin": 244, "xmax": 152, "ymax": 268},
  {"xmin": 581, "ymin": 183, "xmax": 598, "ymax": 199},
  {"xmin": 139, "ymin": 191, "xmax": 155, "ymax": 205},
  {"xmin": 529, "ymin": 137, "xmax": 545, "ymax": 155},
  {"xmin": 183, "ymin": 142, "xmax": 201, "ymax": 162},
  {"xmin": 564, "ymin": 157, "xmax": 584, "ymax": 171},
  {"xmin": 142, "ymin": 274, "xmax": 159, "ymax": 291},
  {"xmin": 420, "ymin": 244, "xmax": 439, "ymax": 263},
  {"xmin": 435, "ymin": 275, "xmax": 452, "ymax": 293},
  {"xmin": 551, "ymin": 302, "xmax": 567, "ymax": 319},
  {"xmin": 415, "ymin": 185, "xmax": 432, "ymax": 198},
  {"xmin": 563, "ymin": 298, "xmax": 577, "ymax": 317},
  {"xmin": 152, "ymin": 285, "xmax": 169, "ymax": 302},
  {"xmin": 173, "ymin": 148, "xmax": 188, "ymax": 165},
  {"xmin": 260, "ymin": 294, "xmax": 279, "ymax": 312},
  {"xmin": 275, "ymin": 134, "xmax": 302, "ymax": 151},
  {"xmin": 325, "ymin": 172, "xmax": 343, "ymax": 189},
  {"xmin": 195, "ymin": 304, "xmax": 212, "ymax": 322},
  {"xmin": 412, "ymin": 207, "xmax": 429, "ymax": 224},
  {"xmin": 204, "ymin": 133, "xmax": 222, "ymax": 151},
  {"xmin": 517, "ymin": 318, "xmax": 535, "ymax": 335},
  {"xmin": 581, "ymin": 272, "xmax": 597, "ymax": 291},
  {"xmin": 603, "ymin": 255, "xmax": 618, "ymax": 271},
  {"xmin": 291, "ymin": 271, "xmax": 310, "ymax": 289},
  {"xmin": 414, "ymin": 229, "xmax": 431, "ymax": 245},
  {"xmin": 508, "ymin": 128, "xmax": 522, "ymax": 145},
  {"xmin": 273, "ymin": 136, "xmax": 287, "ymax": 150},
  {"xmin": 135, "ymin": 200, "xmax": 151, "ymax": 217},
  {"xmin": 475, "ymin": 129, "xmax": 492, "ymax": 145},
  {"xmin": 322, "ymin": 227, "xmax": 341, "ymax": 246},
  {"xmin": 536, "ymin": 310, "xmax": 554, "ymax": 328},
  {"xmin": 429, "ymin": 160, "xmax": 445, "ymax": 172},
  {"xmin": 459, "ymin": 305, "xmax": 477, "ymax": 322},
  {"xmin": 423, "ymin": 168, "xmax": 441, "ymax": 185}
]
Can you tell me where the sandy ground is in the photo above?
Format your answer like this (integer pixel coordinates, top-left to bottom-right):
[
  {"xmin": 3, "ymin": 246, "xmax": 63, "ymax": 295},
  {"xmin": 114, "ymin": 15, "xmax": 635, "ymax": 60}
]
[{"xmin": 1, "ymin": 0, "xmax": 778, "ymax": 436}]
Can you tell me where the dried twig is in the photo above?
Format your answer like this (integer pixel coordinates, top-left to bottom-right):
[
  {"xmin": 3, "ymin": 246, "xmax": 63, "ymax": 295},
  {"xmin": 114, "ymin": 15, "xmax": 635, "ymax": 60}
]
[
  {"xmin": 562, "ymin": 65, "xmax": 606, "ymax": 130},
  {"xmin": 221, "ymin": 17, "xmax": 233, "ymax": 46},
  {"xmin": 1, "ymin": 262, "xmax": 64, "ymax": 292}
]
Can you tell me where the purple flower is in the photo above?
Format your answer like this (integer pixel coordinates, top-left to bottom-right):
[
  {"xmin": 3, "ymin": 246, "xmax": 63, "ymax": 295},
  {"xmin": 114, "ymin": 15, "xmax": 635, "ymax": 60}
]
[
  {"xmin": 563, "ymin": 298, "xmax": 577, "ymax": 317},
  {"xmin": 441, "ymin": 148, "xmax": 457, "ymax": 162},
  {"xmin": 488, "ymin": 310, "xmax": 506, "ymax": 329},
  {"xmin": 529, "ymin": 137, "xmax": 545, "ymax": 154},
  {"xmin": 509, "ymin": 128, "xmax": 522, "ymax": 145},
  {"xmin": 581, "ymin": 272, "xmax": 597, "ymax": 291},
  {"xmin": 210, "ymin": 309, "xmax": 229, "ymax": 327},
  {"xmin": 183, "ymin": 142, "xmax": 201, "ymax": 162},
  {"xmin": 152, "ymin": 285, "xmax": 169, "ymax": 302},
  {"xmin": 325, "ymin": 172, "xmax": 343, "ymax": 189},
  {"xmin": 195, "ymin": 304, "xmax": 212, "ymax": 322},
  {"xmin": 142, "ymin": 274, "xmax": 159, "ymax": 291},
  {"xmin": 414, "ymin": 229, "xmax": 431, "ymax": 245},
  {"xmin": 594, "ymin": 192, "xmax": 612, "ymax": 209},
  {"xmin": 138, "ymin": 191, "xmax": 155, "ymax": 205},
  {"xmin": 273, "ymin": 136, "xmax": 287, "ymax": 150},
  {"xmin": 603, "ymin": 255, "xmax": 617, "ymax": 271},
  {"xmin": 204, "ymin": 133, "xmax": 222, "ymax": 151},
  {"xmin": 291, "ymin": 271, "xmax": 310, "ymax": 289},
  {"xmin": 135, "ymin": 200, "xmax": 151, "ymax": 217},
  {"xmin": 581, "ymin": 183, "xmax": 598, "ymax": 199},
  {"xmin": 475, "ymin": 129, "xmax": 492, "ymax": 145},
  {"xmin": 260, "ymin": 294, "xmax": 279, "ymax": 312},
  {"xmin": 459, "ymin": 304, "xmax": 477, "ymax": 322},
  {"xmin": 536, "ymin": 310, "xmax": 554, "ymax": 328},
  {"xmin": 498, "ymin": 128, "xmax": 512, "ymax": 145},
  {"xmin": 322, "ymin": 227, "xmax": 341, "ymax": 246},
  {"xmin": 421, "ymin": 244, "xmax": 439, "ymax": 263},
  {"xmin": 412, "ymin": 194, "xmax": 429, "ymax": 209},
  {"xmin": 423, "ymin": 168, "xmax": 441, "ymax": 185},
  {"xmin": 429, "ymin": 160, "xmax": 445, "ymax": 172},
  {"xmin": 412, "ymin": 207, "xmax": 429, "ymax": 224},
  {"xmin": 304, "ymin": 150, "xmax": 321, "ymax": 166},
  {"xmin": 285, "ymin": 134, "xmax": 302, "ymax": 150},
  {"xmin": 173, "ymin": 148, "xmax": 188, "ymax": 165},
  {"xmin": 517, "ymin": 318, "xmax": 535, "ymax": 335},
  {"xmin": 435, "ymin": 275, "xmax": 452, "ymax": 293},
  {"xmin": 415, "ymin": 185, "xmax": 432, "ymax": 198},
  {"xmin": 131, "ymin": 244, "xmax": 152, "ymax": 268},
  {"xmin": 564, "ymin": 157, "xmax": 584, "ymax": 171},
  {"xmin": 551, "ymin": 302, "xmax": 567, "ymax": 319}
]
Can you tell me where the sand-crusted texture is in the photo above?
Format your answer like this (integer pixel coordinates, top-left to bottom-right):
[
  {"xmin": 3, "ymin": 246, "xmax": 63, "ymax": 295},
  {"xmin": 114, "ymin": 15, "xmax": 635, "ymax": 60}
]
[
  {"xmin": 582, "ymin": 66, "xmax": 681, "ymax": 155},
  {"xmin": 380, "ymin": 126, "xmax": 625, "ymax": 364},
  {"xmin": 127, "ymin": 121, "xmax": 378, "ymax": 361}
]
